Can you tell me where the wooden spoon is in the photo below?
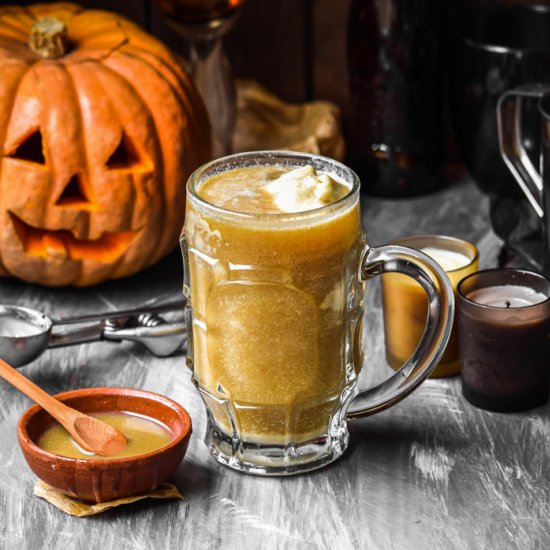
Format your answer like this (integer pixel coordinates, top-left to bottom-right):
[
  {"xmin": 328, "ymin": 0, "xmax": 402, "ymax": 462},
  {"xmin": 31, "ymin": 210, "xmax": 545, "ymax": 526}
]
[{"xmin": 0, "ymin": 358, "xmax": 127, "ymax": 456}]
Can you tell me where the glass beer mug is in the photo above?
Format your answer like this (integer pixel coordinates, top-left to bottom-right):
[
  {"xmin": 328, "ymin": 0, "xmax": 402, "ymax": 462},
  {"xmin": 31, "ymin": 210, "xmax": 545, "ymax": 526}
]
[
  {"xmin": 498, "ymin": 85, "xmax": 550, "ymax": 274},
  {"xmin": 181, "ymin": 151, "xmax": 454, "ymax": 475}
]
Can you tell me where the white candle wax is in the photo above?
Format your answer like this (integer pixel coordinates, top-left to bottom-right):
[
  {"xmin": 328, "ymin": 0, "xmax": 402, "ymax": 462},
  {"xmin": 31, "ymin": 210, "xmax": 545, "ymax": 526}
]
[
  {"xmin": 420, "ymin": 246, "xmax": 471, "ymax": 272},
  {"xmin": 468, "ymin": 285, "xmax": 548, "ymax": 308}
]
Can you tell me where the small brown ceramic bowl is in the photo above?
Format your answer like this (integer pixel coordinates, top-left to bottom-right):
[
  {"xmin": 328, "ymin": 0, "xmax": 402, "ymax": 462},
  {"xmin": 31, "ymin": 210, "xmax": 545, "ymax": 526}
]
[{"xmin": 17, "ymin": 387, "xmax": 192, "ymax": 503}]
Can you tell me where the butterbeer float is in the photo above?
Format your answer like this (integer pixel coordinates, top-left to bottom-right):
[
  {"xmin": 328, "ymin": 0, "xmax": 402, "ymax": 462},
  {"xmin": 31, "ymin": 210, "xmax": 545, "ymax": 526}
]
[
  {"xmin": 186, "ymin": 162, "xmax": 357, "ymax": 444},
  {"xmin": 182, "ymin": 151, "xmax": 454, "ymax": 475}
]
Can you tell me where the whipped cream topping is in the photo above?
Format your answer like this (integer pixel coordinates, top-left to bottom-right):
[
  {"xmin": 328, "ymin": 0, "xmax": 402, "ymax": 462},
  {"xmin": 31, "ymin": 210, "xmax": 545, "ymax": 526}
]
[{"xmin": 265, "ymin": 165, "xmax": 347, "ymax": 213}]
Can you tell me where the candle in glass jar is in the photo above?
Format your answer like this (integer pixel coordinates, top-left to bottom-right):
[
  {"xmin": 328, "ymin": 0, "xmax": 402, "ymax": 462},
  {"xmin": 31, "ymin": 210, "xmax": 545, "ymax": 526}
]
[
  {"xmin": 458, "ymin": 269, "xmax": 550, "ymax": 412},
  {"xmin": 382, "ymin": 235, "xmax": 479, "ymax": 377},
  {"xmin": 467, "ymin": 285, "xmax": 547, "ymax": 308}
]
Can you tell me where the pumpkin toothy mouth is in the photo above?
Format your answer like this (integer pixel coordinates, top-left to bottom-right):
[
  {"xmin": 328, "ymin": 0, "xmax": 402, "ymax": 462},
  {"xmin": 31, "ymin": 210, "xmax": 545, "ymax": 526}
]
[{"xmin": 8, "ymin": 212, "xmax": 140, "ymax": 262}]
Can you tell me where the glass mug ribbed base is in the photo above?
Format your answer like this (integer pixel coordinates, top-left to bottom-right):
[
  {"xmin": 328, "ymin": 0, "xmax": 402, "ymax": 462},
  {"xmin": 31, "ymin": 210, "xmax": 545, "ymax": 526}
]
[{"xmin": 181, "ymin": 151, "xmax": 454, "ymax": 476}]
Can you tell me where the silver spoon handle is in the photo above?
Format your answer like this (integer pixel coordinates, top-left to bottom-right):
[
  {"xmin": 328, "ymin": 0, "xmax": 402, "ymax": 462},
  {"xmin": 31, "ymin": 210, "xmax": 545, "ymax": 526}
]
[
  {"xmin": 50, "ymin": 299, "xmax": 186, "ymax": 326},
  {"xmin": 48, "ymin": 306, "xmax": 187, "ymax": 356},
  {"xmin": 48, "ymin": 324, "xmax": 104, "ymax": 348}
]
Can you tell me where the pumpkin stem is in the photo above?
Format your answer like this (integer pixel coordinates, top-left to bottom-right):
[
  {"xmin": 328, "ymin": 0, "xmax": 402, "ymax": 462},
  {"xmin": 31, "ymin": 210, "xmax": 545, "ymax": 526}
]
[{"xmin": 29, "ymin": 17, "xmax": 68, "ymax": 59}]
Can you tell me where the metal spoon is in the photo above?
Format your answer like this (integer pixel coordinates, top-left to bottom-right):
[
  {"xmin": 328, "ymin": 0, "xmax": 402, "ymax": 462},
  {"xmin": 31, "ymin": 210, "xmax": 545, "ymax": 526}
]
[
  {"xmin": 0, "ymin": 358, "xmax": 127, "ymax": 456},
  {"xmin": 0, "ymin": 300, "xmax": 187, "ymax": 368}
]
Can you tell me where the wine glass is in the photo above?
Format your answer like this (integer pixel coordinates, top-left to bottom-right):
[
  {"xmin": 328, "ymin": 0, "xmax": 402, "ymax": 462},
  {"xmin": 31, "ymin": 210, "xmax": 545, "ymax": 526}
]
[{"xmin": 156, "ymin": 0, "xmax": 247, "ymax": 158}]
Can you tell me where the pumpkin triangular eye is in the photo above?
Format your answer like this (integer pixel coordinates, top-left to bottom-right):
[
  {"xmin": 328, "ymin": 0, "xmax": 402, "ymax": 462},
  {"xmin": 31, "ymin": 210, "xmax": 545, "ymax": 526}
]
[
  {"xmin": 55, "ymin": 174, "xmax": 94, "ymax": 209},
  {"xmin": 106, "ymin": 132, "xmax": 141, "ymax": 169},
  {"xmin": 9, "ymin": 129, "xmax": 45, "ymax": 164}
]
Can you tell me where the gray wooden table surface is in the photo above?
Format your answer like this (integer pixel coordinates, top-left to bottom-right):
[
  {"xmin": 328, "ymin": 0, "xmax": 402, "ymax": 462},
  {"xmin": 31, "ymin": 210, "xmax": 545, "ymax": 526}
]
[{"xmin": 1, "ymin": 179, "xmax": 548, "ymax": 550}]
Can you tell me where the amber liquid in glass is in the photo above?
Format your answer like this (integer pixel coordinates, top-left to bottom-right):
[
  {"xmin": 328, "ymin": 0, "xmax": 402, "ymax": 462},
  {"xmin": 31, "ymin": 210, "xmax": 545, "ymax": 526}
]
[
  {"xmin": 183, "ymin": 166, "xmax": 363, "ymax": 444},
  {"xmin": 156, "ymin": 0, "xmax": 246, "ymax": 24}
]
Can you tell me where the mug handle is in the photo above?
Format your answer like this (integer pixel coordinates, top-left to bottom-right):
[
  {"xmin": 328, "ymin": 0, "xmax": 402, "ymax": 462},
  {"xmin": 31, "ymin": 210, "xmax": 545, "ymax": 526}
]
[
  {"xmin": 347, "ymin": 244, "xmax": 454, "ymax": 418},
  {"xmin": 497, "ymin": 84, "xmax": 550, "ymax": 219}
]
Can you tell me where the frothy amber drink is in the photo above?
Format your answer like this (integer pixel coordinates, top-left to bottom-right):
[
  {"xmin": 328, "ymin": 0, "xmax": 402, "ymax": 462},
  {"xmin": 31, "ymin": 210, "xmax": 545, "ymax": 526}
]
[
  {"xmin": 183, "ymin": 158, "xmax": 362, "ymax": 448},
  {"xmin": 182, "ymin": 152, "xmax": 455, "ymax": 475}
]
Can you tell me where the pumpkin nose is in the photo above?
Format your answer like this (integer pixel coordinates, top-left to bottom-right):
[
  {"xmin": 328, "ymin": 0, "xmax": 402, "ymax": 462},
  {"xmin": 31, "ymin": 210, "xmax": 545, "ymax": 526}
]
[{"xmin": 55, "ymin": 173, "xmax": 94, "ymax": 209}]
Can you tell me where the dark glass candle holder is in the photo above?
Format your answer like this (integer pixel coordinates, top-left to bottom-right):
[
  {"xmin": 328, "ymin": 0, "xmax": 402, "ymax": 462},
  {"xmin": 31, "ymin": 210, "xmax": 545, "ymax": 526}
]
[{"xmin": 457, "ymin": 269, "xmax": 550, "ymax": 412}]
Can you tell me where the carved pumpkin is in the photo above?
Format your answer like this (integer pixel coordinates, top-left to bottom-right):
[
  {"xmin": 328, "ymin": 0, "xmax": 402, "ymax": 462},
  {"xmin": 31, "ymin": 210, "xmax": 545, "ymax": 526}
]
[{"xmin": 0, "ymin": 3, "xmax": 210, "ymax": 286}]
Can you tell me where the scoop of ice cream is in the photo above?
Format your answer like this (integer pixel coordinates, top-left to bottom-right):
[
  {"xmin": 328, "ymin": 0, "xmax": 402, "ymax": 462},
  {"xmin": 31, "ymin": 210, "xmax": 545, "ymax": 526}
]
[{"xmin": 265, "ymin": 165, "xmax": 347, "ymax": 213}]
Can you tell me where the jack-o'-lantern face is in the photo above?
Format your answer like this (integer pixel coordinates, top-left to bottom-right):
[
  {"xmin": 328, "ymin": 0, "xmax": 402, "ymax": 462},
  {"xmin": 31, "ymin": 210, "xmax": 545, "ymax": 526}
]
[
  {"xmin": 1, "ymin": 83, "xmax": 162, "ymax": 287},
  {"xmin": 0, "ymin": 3, "xmax": 210, "ymax": 287}
]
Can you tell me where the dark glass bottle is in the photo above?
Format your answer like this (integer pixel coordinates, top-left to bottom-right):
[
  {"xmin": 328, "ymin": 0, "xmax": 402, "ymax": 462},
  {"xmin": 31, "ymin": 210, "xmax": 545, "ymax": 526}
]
[{"xmin": 347, "ymin": 0, "xmax": 445, "ymax": 197}]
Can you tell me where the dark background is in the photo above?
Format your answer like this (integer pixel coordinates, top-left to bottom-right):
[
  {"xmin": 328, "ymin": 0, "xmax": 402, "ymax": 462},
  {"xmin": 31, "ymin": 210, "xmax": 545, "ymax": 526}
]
[
  {"xmin": 14, "ymin": 0, "xmax": 550, "ymax": 172},
  {"xmin": 15, "ymin": 0, "xmax": 550, "ymax": 108}
]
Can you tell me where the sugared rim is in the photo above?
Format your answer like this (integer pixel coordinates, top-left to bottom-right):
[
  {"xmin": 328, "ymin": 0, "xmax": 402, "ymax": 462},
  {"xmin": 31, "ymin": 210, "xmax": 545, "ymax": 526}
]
[
  {"xmin": 186, "ymin": 150, "xmax": 360, "ymax": 224},
  {"xmin": 17, "ymin": 386, "xmax": 192, "ymax": 466},
  {"xmin": 457, "ymin": 268, "xmax": 550, "ymax": 310}
]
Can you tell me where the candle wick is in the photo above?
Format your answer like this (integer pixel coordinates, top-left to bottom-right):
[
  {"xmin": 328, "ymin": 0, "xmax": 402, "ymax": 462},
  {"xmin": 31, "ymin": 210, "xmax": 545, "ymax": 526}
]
[{"xmin": 505, "ymin": 300, "xmax": 511, "ymax": 309}]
